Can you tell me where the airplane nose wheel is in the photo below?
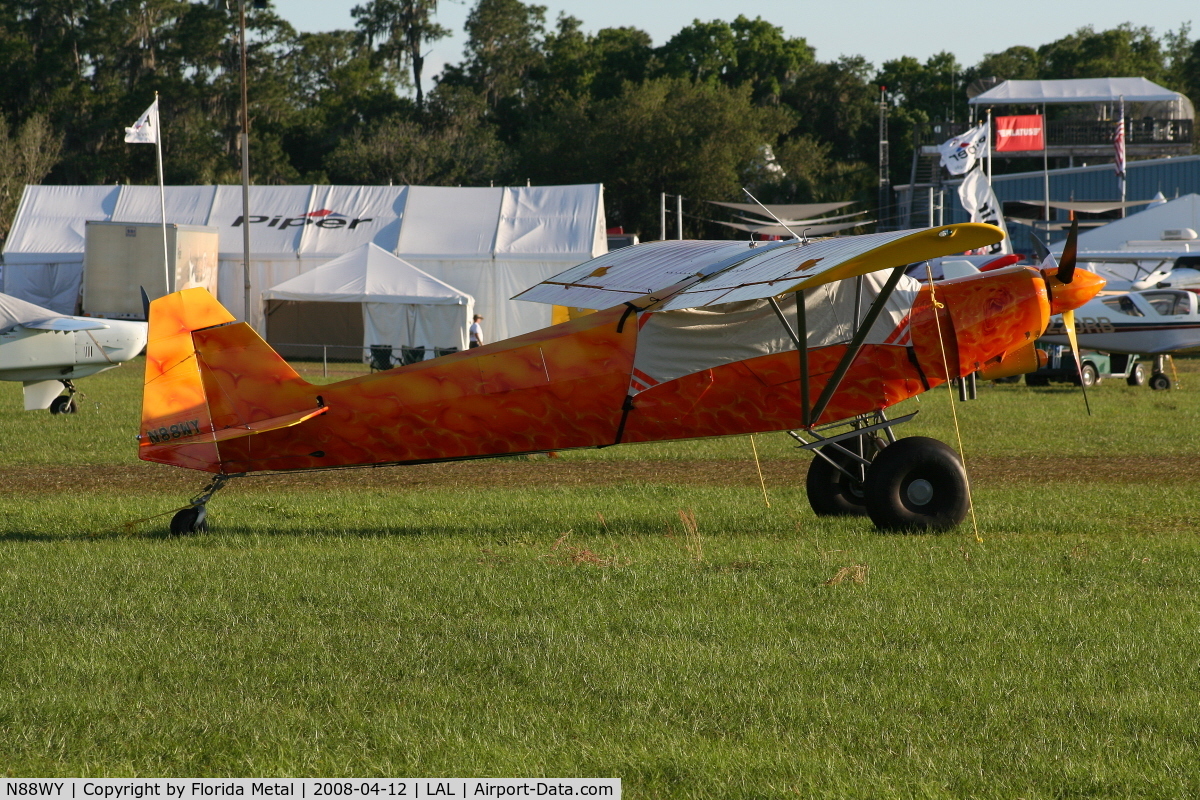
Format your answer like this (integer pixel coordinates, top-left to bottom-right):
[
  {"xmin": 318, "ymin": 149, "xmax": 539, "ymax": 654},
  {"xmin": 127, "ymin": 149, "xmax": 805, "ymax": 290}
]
[
  {"xmin": 50, "ymin": 395, "xmax": 78, "ymax": 414},
  {"xmin": 863, "ymin": 437, "xmax": 970, "ymax": 531},
  {"xmin": 50, "ymin": 380, "xmax": 79, "ymax": 414}
]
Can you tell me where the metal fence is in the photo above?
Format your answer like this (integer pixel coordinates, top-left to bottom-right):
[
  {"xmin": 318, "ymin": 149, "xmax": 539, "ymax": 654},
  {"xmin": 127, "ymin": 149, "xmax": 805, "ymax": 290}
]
[
  {"xmin": 919, "ymin": 118, "xmax": 1193, "ymax": 150},
  {"xmin": 271, "ymin": 343, "xmax": 463, "ymax": 380},
  {"xmin": 270, "ymin": 343, "xmax": 371, "ymax": 379}
]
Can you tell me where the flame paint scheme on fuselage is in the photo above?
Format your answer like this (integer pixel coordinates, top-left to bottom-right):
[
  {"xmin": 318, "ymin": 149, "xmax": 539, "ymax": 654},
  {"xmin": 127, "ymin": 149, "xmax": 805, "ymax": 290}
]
[{"xmin": 138, "ymin": 265, "xmax": 1057, "ymax": 475}]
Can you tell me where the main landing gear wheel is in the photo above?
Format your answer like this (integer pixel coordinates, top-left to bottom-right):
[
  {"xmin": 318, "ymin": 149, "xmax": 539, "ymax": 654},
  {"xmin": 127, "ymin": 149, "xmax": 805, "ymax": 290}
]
[
  {"xmin": 863, "ymin": 437, "xmax": 970, "ymax": 532},
  {"xmin": 49, "ymin": 395, "xmax": 78, "ymax": 414},
  {"xmin": 170, "ymin": 506, "xmax": 208, "ymax": 535},
  {"xmin": 1149, "ymin": 372, "xmax": 1171, "ymax": 391},
  {"xmin": 805, "ymin": 435, "xmax": 882, "ymax": 517}
]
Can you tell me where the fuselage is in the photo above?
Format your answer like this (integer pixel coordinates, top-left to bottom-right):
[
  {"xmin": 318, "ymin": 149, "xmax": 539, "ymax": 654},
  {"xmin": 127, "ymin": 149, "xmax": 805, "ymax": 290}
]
[
  {"xmin": 1040, "ymin": 288, "xmax": 1200, "ymax": 354},
  {"xmin": 0, "ymin": 319, "xmax": 148, "ymax": 382},
  {"xmin": 140, "ymin": 266, "xmax": 1067, "ymax": 475}
]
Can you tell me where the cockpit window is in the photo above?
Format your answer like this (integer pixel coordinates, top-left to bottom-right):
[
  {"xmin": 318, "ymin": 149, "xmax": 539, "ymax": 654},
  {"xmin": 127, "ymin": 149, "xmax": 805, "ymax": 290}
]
[
  {"xmin": 1140, "ymin": 291, "xmax": 1191, "ymax": 316},
  {"xmin": 1100, "ymin": 296, "xmax": 1145, "ymax": 316}
]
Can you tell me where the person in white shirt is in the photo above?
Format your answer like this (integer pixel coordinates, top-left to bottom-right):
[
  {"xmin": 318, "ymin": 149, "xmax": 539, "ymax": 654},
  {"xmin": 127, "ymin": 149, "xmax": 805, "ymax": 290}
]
[{"xmin": 469, "ymin": 315, "xmax": 484, "ymax": 348}]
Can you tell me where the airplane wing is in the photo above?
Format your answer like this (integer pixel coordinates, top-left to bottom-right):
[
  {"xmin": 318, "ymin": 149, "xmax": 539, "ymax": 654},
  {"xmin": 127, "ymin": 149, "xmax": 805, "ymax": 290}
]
[
  {"xmin": 710, "ymin": 219, "xmax": 873, "ymax": 237},
  {"xmin": 22, "ymin": 317, "xmax": 111, "ymax": 331},
  {"xmin": 511, "ymin": 240, "xmax": 767, "ymax": 310},
  {"xmin": 514, "ymin": 223, "xmax": 1004, "ymax": 312},
  {"xmin": 732, "ymin": 210, "xmax": 869, "ymax": 225}
]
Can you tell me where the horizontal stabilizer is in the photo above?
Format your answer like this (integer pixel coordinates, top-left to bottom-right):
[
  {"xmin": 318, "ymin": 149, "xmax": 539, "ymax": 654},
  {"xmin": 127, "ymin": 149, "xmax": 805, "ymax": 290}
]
[
  {"xmin": 515, "ymin": 224, "xmax": 1005, "ymax": 312},
  {"xmin": 144, "ymin": 405, "xmax": 329, "ymax": 446}
]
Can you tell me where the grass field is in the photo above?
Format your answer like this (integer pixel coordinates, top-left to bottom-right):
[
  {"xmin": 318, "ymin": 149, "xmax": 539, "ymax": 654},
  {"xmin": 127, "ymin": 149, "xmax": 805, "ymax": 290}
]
[{"xmin": 2, "ymin": 357, "xmax": 1200, "ymax": 796}]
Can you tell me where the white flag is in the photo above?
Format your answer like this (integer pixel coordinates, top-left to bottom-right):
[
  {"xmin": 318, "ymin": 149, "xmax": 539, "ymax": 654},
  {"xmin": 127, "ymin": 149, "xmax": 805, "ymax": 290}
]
[
  {"xmin": 958, "ymin": 166, "xmax": 1011, "ymax": 255},
  {"xmin": 938, "ymin": 123, "xmax": 988, "ymax": 176},
  {"xmin": 124, "ymin": 99, "xmax": 159, "ymax": 144}
]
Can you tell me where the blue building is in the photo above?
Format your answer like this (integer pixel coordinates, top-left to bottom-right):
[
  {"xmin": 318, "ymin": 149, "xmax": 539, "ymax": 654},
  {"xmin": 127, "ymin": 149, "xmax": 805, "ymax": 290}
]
[{"xmin": 938, "ymin": 155, "xmax": 1200, "ymax": 255}]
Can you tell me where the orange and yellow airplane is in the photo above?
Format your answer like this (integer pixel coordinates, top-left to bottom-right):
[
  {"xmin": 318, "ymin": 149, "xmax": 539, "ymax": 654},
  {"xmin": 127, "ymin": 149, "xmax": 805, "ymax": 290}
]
[{"xmin": 138, "ymin": 222, "xmax": 1103, "ymax": 534}]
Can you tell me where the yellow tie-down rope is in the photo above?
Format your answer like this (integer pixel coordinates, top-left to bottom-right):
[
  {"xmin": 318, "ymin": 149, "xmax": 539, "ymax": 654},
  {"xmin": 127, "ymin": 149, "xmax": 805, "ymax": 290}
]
[{"xmin": 925, "ymin": 265, "xmax": 983, "ymax": 544}]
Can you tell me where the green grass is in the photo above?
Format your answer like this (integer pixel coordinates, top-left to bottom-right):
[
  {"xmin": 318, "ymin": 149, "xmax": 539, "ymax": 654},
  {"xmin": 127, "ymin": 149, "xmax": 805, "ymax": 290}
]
[{"xmin": 2, "ymin": 358, "xmax": 1200, "ymax": 795}]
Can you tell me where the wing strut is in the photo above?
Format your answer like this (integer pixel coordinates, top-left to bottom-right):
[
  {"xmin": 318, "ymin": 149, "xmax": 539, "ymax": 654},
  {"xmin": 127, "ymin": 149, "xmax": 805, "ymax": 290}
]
[
  {"xmin": 808, "ymin": 265, "xmax": 908, "ymax": 427},
  {"xmin": 768, "ymin": 295, "xmax": 811, "ymax": 427}
]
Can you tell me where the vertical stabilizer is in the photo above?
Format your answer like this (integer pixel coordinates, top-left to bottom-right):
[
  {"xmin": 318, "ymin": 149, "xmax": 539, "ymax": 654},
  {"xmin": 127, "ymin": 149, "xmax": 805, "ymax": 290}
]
[
  {"xmin": 139, "ymin": 288, "xmax": 319, "ymax": 472},
  {"xmin": 140, "ymin": 289, "xmax": 237, "ymax": 471}
]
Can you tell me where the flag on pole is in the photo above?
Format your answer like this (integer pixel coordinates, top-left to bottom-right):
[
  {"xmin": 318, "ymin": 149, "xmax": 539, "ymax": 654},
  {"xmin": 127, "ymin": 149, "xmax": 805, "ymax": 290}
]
[
  {"xmin": 938, "ymin": 123, "xmax": 988, "ymax": 175},
  {"xmin": 958, "ymin": 165, "xmax": 1011, "ymax": 255},
  {"xmin": 1113, "ymin": 99, "xmax": 1126, "ymax": 178},
  {"xmin": 124, "ymin": 99, "xmax": 159, "ymax": 144}
]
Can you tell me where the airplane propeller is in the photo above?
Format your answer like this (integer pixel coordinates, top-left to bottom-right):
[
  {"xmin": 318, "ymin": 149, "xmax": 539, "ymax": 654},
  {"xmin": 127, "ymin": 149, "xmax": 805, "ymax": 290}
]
[{"xmin": 1048, "ymin": 220, "xmax": 1091, "ymax": 415}]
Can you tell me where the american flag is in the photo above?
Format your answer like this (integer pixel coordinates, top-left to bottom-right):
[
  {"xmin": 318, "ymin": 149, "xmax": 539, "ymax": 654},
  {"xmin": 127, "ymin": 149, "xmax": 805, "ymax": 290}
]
[{"xmin": 1113, "ymin": 98, "xmax": 1126, "ymax": 178}]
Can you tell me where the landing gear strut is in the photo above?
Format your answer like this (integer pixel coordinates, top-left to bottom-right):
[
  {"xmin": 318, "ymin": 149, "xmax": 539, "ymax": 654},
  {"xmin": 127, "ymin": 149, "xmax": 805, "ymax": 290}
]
[
  {"xmin": 1149, "ymin": 355, "xmax": 1173, "ymax": 391},
  {"xmin": 170, "ymin": 473, "xmax": 239, "ymax": 535},
  {"xmin": 792, "ymin": 411, "xmax": 970, "ymax": 532}
]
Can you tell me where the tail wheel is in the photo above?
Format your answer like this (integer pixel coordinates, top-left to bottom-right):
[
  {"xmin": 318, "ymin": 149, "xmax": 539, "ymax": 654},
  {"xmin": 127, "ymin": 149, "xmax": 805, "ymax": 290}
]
[
  {"xmin": 170, "ymin": 506, "xmax": 208, "ymax": 535},
  {"xmin": 863, "ymin": 437, "xmax": 970, "ymax": 532},
  {"xmin": 805, "ymin": 435, "xmax": 881, "ymax": 517}
]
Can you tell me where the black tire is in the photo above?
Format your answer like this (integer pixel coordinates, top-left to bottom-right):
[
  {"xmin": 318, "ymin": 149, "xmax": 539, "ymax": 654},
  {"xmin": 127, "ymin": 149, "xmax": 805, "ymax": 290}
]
[
  {"xmin": 1077, "ymin": 362, "xmax": 1099, "ymax": 388},
  {"xmin": 1149, "ymin": 372, "xmax": 1171, "ymax": 391},
  {"xmin": 170, "ymin": 507, "xmax": 208, "ymax": 535},
  {"xmin": 863, "ymin": 437, "xmax": 970, "ymax": 532},
  {"xmin": 1025, "ymin": 374, "xmax": 1050, "ymax": 387},
  {"xmin": 1127, "ymin": 362, "xmax": 1146, "ymax": 387},
  {"xmin": 805, "ymin": 437, "xmax": 877, "ymax": 517},
  {"xmin": 49, "ymin": 395, "xmax": 77, "ymax": 414}
]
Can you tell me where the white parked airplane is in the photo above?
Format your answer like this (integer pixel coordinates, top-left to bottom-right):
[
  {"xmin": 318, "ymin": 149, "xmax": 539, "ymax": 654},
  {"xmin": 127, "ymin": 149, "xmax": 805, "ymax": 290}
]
[
  {"xmin": 1, "ymin": 292, "xmax": 148, "ymax": 412},
  {"xmin": 1040, "ymin": 287, "xmax": 1200, "ymax": 390},
  {"xmin": 1051, "ymin": 249, "xmax": 1200, "ymax": 292}
]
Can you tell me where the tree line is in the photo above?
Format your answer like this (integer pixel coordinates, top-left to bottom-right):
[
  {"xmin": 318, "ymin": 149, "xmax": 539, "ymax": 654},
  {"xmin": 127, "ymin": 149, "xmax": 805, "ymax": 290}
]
[{"xmin": 2, "ymin": 0, "xmax": 1198, "ymax": 243}]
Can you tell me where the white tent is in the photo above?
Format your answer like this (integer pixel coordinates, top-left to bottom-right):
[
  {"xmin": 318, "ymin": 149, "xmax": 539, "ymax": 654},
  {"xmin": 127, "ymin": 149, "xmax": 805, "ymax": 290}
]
[
  {"xmin": 1, "ymin": 183, "xmax": 606, "ymax": 342},
  {"xmin": 1053, "ymin": 194, "xmax": 1200, "ymax": 252},
  {"xmin": 261, "ymin": 243, "xmax": 474, "ymax": 360},
  {"xmin": 968, "ymin": 78, "xmax": 1194, "ymax": 120}
]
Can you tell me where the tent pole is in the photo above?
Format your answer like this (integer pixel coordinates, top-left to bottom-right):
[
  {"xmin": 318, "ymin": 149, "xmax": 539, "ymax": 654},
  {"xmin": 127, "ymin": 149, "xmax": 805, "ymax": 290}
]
[
  {"xmin": 986, "ymin": 108, "xmax": 992, "ymax": 183},
  {"xmin": 660, "ymin": 193, "xmax": 666, "ymax": 241},
  {"xmin": 676, "ymin": 194, "xmax": 683, "ymax": 240},
  {"xmin": 239, "ymin": 0, "xmax": 253, "ymax": 325},
  {"xmin": 154, "ymin": 91, "xmax": 169, "ymax": 297}
]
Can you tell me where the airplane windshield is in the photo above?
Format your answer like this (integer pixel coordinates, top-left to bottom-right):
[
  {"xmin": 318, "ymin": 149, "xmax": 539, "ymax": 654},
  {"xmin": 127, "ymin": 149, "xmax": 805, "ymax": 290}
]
[
  {"xmin": 1100, "ymin": 296, "xmax": 1145, "ymax": 317},
  {"xmin": 1140, "ymin": 291, "xmax": 1192, "ymax": 316}
]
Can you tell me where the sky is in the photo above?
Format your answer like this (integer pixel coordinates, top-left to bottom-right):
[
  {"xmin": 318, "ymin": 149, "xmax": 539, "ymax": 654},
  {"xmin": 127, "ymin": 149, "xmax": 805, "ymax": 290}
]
[{"xmin": 275, "ymin": 0, "xmax": 1197, "ymax": 82}]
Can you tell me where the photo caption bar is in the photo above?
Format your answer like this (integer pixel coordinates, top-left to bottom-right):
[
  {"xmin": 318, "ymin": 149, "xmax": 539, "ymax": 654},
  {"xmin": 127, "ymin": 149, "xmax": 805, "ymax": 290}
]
[{"xmin": 3, "ymin": 781, "xmax": 619, "ymax": 800}]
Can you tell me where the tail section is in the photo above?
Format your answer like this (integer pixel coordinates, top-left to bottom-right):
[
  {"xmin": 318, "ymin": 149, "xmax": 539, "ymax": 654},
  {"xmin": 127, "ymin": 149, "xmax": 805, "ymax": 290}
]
[{"xmin": 139, "ymin": 288, "xmax": 325, "ymax": 472}]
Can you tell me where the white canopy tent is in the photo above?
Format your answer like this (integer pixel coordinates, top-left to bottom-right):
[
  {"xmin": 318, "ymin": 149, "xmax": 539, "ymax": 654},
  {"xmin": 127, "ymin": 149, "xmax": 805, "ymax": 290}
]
[
  {"xmin": 2, "ymin": 183, "xmax": 606, "ymax": 342},
  {"xmin": 261, "ymin": 243, "xmax": 474, "ymax": 359},
  {"xmin": 1051, "ymin": 194, "xmax": 1200, "ymax": 252},
  {"xmin": 968, "ymin": 78, "xmax": 1194, "ymax": 120}
]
